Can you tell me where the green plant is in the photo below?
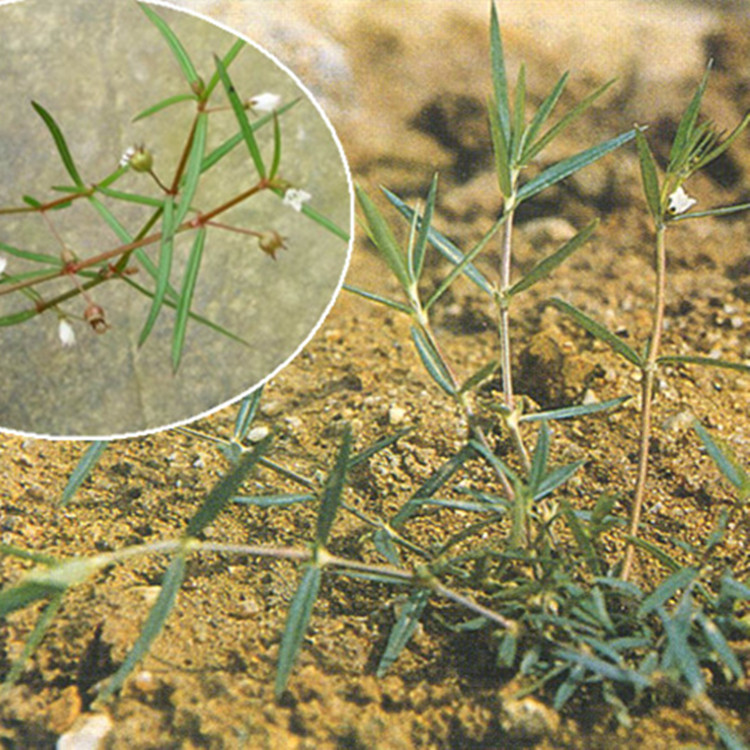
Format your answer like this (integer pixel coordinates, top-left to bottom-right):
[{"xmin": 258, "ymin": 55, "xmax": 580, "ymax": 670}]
[{"xmin": 0, "ymin": 3, "xmax": 345, "ymax": 372}]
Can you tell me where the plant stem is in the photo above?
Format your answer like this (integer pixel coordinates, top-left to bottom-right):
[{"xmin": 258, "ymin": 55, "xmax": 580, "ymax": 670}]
[
  {"xmin": 622, "ymin": 223, "xmax": 667, "ymax": 580},
  {"xmin": 497, "ymin": 206, "xmax": 530, "ymax": 471}
]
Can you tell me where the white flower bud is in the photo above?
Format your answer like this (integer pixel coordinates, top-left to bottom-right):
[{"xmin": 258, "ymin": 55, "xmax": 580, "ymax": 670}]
[
  {"xmin": 282, "ymin": 188, "xmax": 312, "ymax": 212},
  {"xmin": 250, "ymin": 92, "xmax": 281, "ymax": 112},
  {"xmin": 0, "ymin": 255, "xmax": 7, "ymax": 275},
  {"xmin": 667, "ymin": 186, "xmax": 697, "ymax": 215},
  {"xmin": 58, "ymin": 319, "xmax": 76, "ymax": 347}
]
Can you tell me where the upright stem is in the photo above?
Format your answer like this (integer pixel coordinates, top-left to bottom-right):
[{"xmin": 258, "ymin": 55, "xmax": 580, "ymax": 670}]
[
  {"xmin": 497, "ymin": 205, "xmax": 530, "ymax": 471},
  {"xmin": 622, "ymin": 223, "xmax": 667, "ymax": 580}
]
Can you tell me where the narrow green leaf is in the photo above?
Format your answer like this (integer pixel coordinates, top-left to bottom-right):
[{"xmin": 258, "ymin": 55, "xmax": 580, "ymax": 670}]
[
  {"xmin": 357, "ymin": 186, "xmax": 410, "ymax": 292},
  {"xmin": 99, "ymin": 553, "xmax": 187, "ymax": 701},
  {"xmin": 186, "ymin": 437, "xmax": 272, "ymax": 537},
  {"xmin": 232, "ymin": 493, "xmax": 315, "ymax": 508},
  {"xmin": 523, "ymin": 79, "xmax": 616, "ymax": 163},
  {"xmin": 470, "ymin": 439, "xmax": 522, "ymax": 488},
  {"xmin": 550, "ymin": 297, "xmax": 642, "ymax": 366},
  {"xmin": 275, "ymin": 565, "xmax": 322, "ymax": 698},
  {"xmin": 410, "ymin": 326, "xmax": 456, "ymax": 396},
  {"xmin": 132, "ymin": 93, "xmax": 197, "ymax": 122},
  {"xmin": 524, "ymin": 72, "xmax": 569, "ymax": 154},
  {"xmin": 174, "ymin": 112, "xmax": 208, "ymax": 228},
  {"xmin": 94, "ymin": 186, "xmax": 165, "ymax": 208},
  {"xmin": 171, "ymin": 227, "xmax": 206, "ymax": 371},
  {"xmin": 511, "ymin": 64, "xmax": 527, "ymax": 162},
  {"xmin": 200, "ymin": 99, "xmax": 300, "ymax": 174},
  {"xmin": 638, "ymin": 567, "xmax": 699, "ymax": 617},
  {"xmin": 0, "ymin": 544, "xmax": 57, "ymax": 566},
  {"xmin": 2, "ymin": 594, "xmax": 63, "ymax": 689},
  {"xmin": 316, "ymin": 427, "xmax": 352, "ymax": 547},
  {"xmin": 659, "ymin": 597, "xmax": 705, "ymax": 694},
  {"xmin": 411, "ymin": 174, "xmax": 438, "ymax": 282},
  {"xmin": 60, "ymin": 441, "xmax": 108, "ymax": 507},
  {"xmin": 425, "ymin": 216, "xmax": 503, "ymax": 311},
  {"xmin": 87, "ymin": 195, "xmax": 136, "ymax": 246},
  {"xmin": 215, "ymin": 55, "xmax": 266, "ymax": 179},
  {"xmin": 343, "ymin": 284, "xmax": 412, "ymax": 315},
  {"xmin": 668, "ymin": 63, "xmax": 711, "ymax": 172},
  {"xmin": 234, "ymin": 387, "xmax": 264, "ymax": 442},
  {"xmin": 138, "ymin": 197, "xmax": 176, "ymax": 346},
  {"xmin": 0, "ymin": 308, "xmax": 39, "ymax": 327},
  {"xmin": 0, "ymin": 581, "xmax": 60, "ymax": 619},
  {"xmin": 489, "ymin": 2, "xmax": 511, "ymax": 144},
  {"xmin": 556, "ymin": 649, "xmax": 650, "ymax": 689},
  {"xmin": 509, "ymin": 219, "xmax": 598, "ymax": 297},
  {"xmin": 376, "ymin": 589, "xmax": 430, "ymax": 677},
  {"xmin": 393, "ymin": 443, "xmax": 476, "ymax": 527},
  {"xmin": 269, "ymin": 112, "xmax": 282, "ymax": 180},
  {"xmin": 561, "ymin": 500, "xmax": 600, "ymax": 576},
  {"xmin": 693, "ymin": 112, "xmax": 750, "ymax": 172},
  {"xmin": 0, "ymin": 241, "xmax": 62, "ymax": 266},
  {"xmin": 693, "ymin": 420, "xmax": 747, "ymax": 492},
  {"xmin": 635, "ymin": 129, "xmax": 662, "ymax": 220},
  {"xmin": 529, "ymin": 421, "xmax": 550, "ymax": 492},
  {"xmin": 668, "ymin": 201, "xmax": 750, "ymax": 223},
  {"xmin": 31, "ymin": 101, "xmax": 85, "ymax": 187},
  {"xmin": 519, "ymin": 396, "xmax": 631, "ymax": 423},
  {"xmin": 121, "ymin": 274, "xmax": 251, "ymax": 347},
  {"xmin": 658, "ymin": 354, "xmax": 750, "ymax": 375},
  {"xmin": 695, "ymin": 611, "xmax": 743, "ymax": 680},
  {"xmin": 628, "ymin": 536, "xmax": 681, "ymax": 572},
  {"xmin": 203, "ymin": 39, "xmax": 245, "ymax": 100},
  {"xmin": 382, "ymin": 187, "xmax": 494, "ymax": 295},
  {"xmin": 349, "ymin": 428, "xmax": 411, "ymax": 469},
  {"xmin": 488, "ymin": 99, "xmax": 513, "ymax": 197},
  {"xmin": 140, "ymin": 4, "xmax": 201, "ymax": 90},
  {"xmin": 518, "ymin": 129, "xmax": 636, "ymax": 204},
  {"xmin": 534, "ymin": 460, "xmax": 584, "ymax": 500},
  {"xmin": 458, "ymin": 359, "xmax": 499, "ymax": 395}
]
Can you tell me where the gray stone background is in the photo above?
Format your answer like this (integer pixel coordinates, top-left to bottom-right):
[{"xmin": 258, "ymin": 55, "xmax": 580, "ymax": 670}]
[{"xmin": 0, "ymin": 0, "xmax": 351, "ymax": 438}]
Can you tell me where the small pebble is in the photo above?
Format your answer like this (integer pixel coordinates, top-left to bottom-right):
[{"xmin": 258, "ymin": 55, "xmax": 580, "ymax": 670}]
[
  {"xmin": 247, "ymin": 426, "xmax": 270, "ymax": 443},
  {"xmin": 388, "ymin": 405, "xmax": 407, "ymax": 425},
  {"xmin": 56, "ymin": 713, "xmax": 113, "ymax": 750}
]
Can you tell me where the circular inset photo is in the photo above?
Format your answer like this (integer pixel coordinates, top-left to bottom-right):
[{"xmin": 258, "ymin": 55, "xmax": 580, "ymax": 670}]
[{"xmin": 0, "ymin": 0, "xmax": 352, "ymax": 439}]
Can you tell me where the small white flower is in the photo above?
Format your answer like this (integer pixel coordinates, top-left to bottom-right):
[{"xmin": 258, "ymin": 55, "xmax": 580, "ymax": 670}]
[
  {"xmin": 283, "ymin": 188, "xmax": 312, "ymax": 212},
  {"xmin": 58, "ymin": 319, "xmax": 76, "ymax": 347},
  {"xmin": 119, "ymin": 145, "xmax": 137, "ymax": 168},
  {"xmin": 249, "ymin": 92, "xmax": 281, "ymax": 112},
  {"xmin": 0, "ymin": 255, "xmax": 7, "ymax": 275},
  {"xmin": 667, "ymin": 186, "xmax": 697, "ymax": 215}
]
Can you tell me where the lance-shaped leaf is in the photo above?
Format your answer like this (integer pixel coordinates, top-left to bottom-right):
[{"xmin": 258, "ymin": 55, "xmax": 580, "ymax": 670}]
[
  {"xmin": 0, "ymin": 308, "xmax": 39, "ymax": 327},
  {"xmin": 668, "ymin": 63, "xmax": 711, "ymax": 173},
  {"xmin": 98, "ymin": 552, "xmax": 187, "ymax": 700},
  {"xmin": 561, "ymin": 501, "xmax": 601, "ymax": 576},
  {"xmin": 658, "ymin": 354, "xmax": 750, "ymax": 375},
  {"xmin": 523, "ymin": 72, "xmax": 569, "ymax": 155},
  {"xmin": 185, "ymin": 436, "xmax": 272, "ymax": 537},
  {"xmin": 269, "ymin": 112, "xmax": 282, "ymax": 180},
  {"xmin": 376, "ymin": 589, "xmax": 430, "ymax": 677},
  {"xmin": 174, "ymin": 112, "xmax": 208, "ymax": 228},
  {"xmin": 635, "ymin": 128, "xmax": 662, "ymax": 221},
  {"xmin": 693, "ymin": 420, "xmax": 748, "ymax": 495},
  {"xmin": 172, "ymin": 226, "xmax": 207, "ymax": 372},
  {"xmin": 0, "ymin": 241, "xmax": 63, "ymax": 267},
  {"xmin": 232, "ymin": 493, "xmax": 315, "ymax": 508},
  {"xmin": 234, "ymin": 387, "xmax": 264, "ymax": 442},
  {"xmin": 140, "ymin": 4, "xmax": 202, "ymax": 92},
  {"xmin": 411, "ymin": 174, "xmax": 438, "ymax": 282},
  {"xmin": 31, "ymin": 102, "xmax": 85, "ymax": 188},
  {"xmin": 344, "ymin": 284, "xmax": 412, "ymax": 315},
  {"xmin": 668, "ymin": 201, "xmax": 750, "ymax": 223},
  {"xmin": 522, "ymin": 79, "xmax": 615, "ymax": 163},
  {"xmin": 517, "ymin": 129, "xmax": 636, "ymax": 204},
  {"xmin": 60, "ymin": 441, "xmax": 109, "ymax": 507},
  {"xmin": 637, "ymin": 566, "xmax": 699, "ymax": 617},
  {"xmin": 508, "ymin": 219, "xmax": 598, "ymax": 297},
  {"xmin": 315, "ymin": 426, "xmax": 352, "ymax": 547},
  {"xmin": 203, "ymin": 39, "xmax": 245, "ymax": 100},
  {"xmin": 425, "ymin": 217, "xmax": 503, "ymax": 311},
  {"xmin": 382, "ymin": 187, "xmax": 494, "ymax": 295},
  {"xmin": 132, "ymin": 93, "xmax": 197, "ymax": 122},
  {"xmin": 410, "ymin": 326, "xmax": 456, "ymax": 396},
  {"xmin": 510, "ymin": 64, "xmax": 527, "ymax": 163},
  {"xmin": 275, "ymin": 564, "xmax": 322, "ymax": 698},
  {"xmin": 692, "ymin": 111, "xmax": 750, "ymax": 172},
  {"xmin": 534, "ymin": 460, "xmax": 584, "ymax": 501},
  {"xmin": 357, "ymin": 186, "xmax": 410, "ymax": 293},
  {"xmin": 3, "ymin": 594, "xmax": 63, "ymax": 689},
  {"xmin": 489, "ymin": 97, "xmax": 513, "ymax": 198},
  {"xmin": 528, "ymin": 421, "xmax": 550, "ymax": 493},
  {"xmin": 138, "ymin": 196, "xmax": 176, "ymax": 346},
  {"xmin": 550, "ymin": 297, "xmax": 642, "ymax": 367},
  {"xmin": 458, "ymin": 359, "xmax": 499, "ymax": 395},
  {"xmin": 215, "ymin": 55, "xmax": 266, "ymax": 179},
  {"xmin": 489, "ymin": 2, "xmax": 511, "ymax": 145},
  {"xmin": 519, "ymin": 396, "xmax": 631, "ymax": 423},
  {"xmin": 696, "ymin": 611, "xmax": 743, "ymax": 680}
]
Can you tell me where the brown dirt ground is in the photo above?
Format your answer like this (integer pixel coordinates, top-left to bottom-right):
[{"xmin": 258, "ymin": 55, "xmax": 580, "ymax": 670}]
[{"xmin": 2, "ymin": 1, "xmax": 750, "ymax": 748}]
